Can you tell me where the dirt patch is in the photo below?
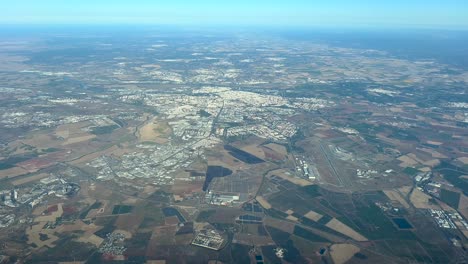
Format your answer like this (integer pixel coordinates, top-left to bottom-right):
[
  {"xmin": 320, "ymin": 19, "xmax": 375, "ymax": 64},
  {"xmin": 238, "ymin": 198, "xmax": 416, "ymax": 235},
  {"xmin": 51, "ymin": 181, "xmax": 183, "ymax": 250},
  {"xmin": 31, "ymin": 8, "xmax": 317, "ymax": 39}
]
[
  {"xmin": 457, "ymin": 193, "xmax": 468, "ymax": 220},
  {"xmin": 422, "ymin": 159, "xmax": 440, "ymax": 167},
  {"xmin": 263, "ymin": 143, "xmax": 288, "ymax": 156},
  {"xmin": 304, "ymin": 210, "xmax": 323, "ymax": 222},
  {"xmin": 138, "ymin": 118, "xmax": 171, "ymax": 144},
  {"xmin": 115, "ymin": 213, "xmax": 144, "ymax": 233},
  {"xmin": 0, "ymin": 166, "xmax": 28, "ymax": 180},
  {"xmin": 268, "ymin": 169, "xmax": 312, "ymax": 187},
  {"xmin": 455, "ymin": 157, "xmax": 468, "ymax": 165},
  {"xmin": 256, "ymin": 196, "xmax": 272, "ymax": 209},
  {"xmin": 78, "ymin": 233, "xmax": 104, "ymax": 247},
  {"xmin": 234, "ymin": 233, "xmax": 274, "ymax": 246},
  {"xmin": 418, "ymin": 148, "xmax": 448, "ymax": 159},
  {"xmin": 330, "ymin": 243, "xmax": 360, "ymax": 264},
  {"xmin": 11, "ymin": 173, "xmax": 50, "ymax": 186},
  {"xmin": 410, "ymin": 188, "xmax": 439, "ymax": 209},
  {"xmin": 325, "ymin": 218, "xmax": 367, "ymax": 241},
  {"xmin": 264, "ymin": 217, "xmax": 295, "ymax": 234},
  {"xmin": 397, "ymin": 154, "xmax": 419, "ymax": 167},
  {"xmin": 241, "ymin": 144, "xmax": 266, "ymax": 160},
  {"xmin": 26, "ymin": 203, "xmax": 64, "ymax": 248},
  {"xmin": 383, "ymin": 190, "xmax": 410, "ymax": 209},
  {"xmin": 61, "ymin": 135, "xmax": 96, "ymax": 146}
]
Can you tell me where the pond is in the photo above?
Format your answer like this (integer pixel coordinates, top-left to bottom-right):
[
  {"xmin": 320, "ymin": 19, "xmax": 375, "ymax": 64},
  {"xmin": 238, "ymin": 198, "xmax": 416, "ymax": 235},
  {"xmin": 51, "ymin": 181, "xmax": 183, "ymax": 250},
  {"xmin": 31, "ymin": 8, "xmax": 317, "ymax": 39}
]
[{"xmin": 162, "ymin": 207, "xmax": 186, "ymax": 223}]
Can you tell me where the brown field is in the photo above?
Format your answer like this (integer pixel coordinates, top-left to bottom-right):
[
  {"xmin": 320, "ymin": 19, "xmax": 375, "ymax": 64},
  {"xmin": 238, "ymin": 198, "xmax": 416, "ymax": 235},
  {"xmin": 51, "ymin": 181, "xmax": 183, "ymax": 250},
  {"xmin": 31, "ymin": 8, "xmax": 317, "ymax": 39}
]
[
  {"xmin": 138, "ymin": 118, "xmax": 171, "ymax": 144},
  {"xmin": 148, "ymin": 226, "xmax": 177, "ymax": 247},
  {"xmin": 209, "ymin": 208, "xmax": 243, "ymax": 224},
  {"xmin": 165, "ymin": 216, "xmax": 180, "ymax": 226},
  {"xmin": 422, "ymin": 159, "xmax": 440, "ymax": 167},
  {"xmin": 256, "ymin": 196, "xmax": 272, "ymax": 209},
  {"xmin": 325, "ymin": 218, "xmax": 368, "ymax": 242},
  {"xmin": 205, "ymin": 144, "xmax": 255, "ymax": 172},
  {"xmin": 397, "ymin": 185, "xmax": 413, "ymax": 197},
  {"xmin": 115, "ymin": 213, "xmax": 145, "ymax": 233},
  {"xmin": 2, "ymin": 140, "xmax": 34, "ymax": 156},
  {"xmin": 11, "ymin": 172, "xmax": 50, "ymax": 186},
  {"xmin": 264, "ymin": 217, "xmax": 295, "ymax": 233},
  {"xmin": 55, "ymin": 219, "xmax": 103, "ymax": 247},
  {"xmin": 458, "ymin": 194, "xmax": 468, "ymax": 219},
  {"xmin": 262, "ymin": 143, "xmax": 288, "ymax": 161},
  {"xmin": 291, "ymin": 236, "xmax": 330, "ymax": 259},
  {"xmin": 240, "ymin": 144, "xmax": 266, "ymax": 160},
  {"xmin": 286, "ymin": 215, "xmax": 299, "ymax": 222},
  {"xmin": 455, "ymin": 157, "xmax": 468, "ymax": 165},
  {"xmin": 85, "ymin": 201, "xmax": 108, "ymax": 219},
  {"xmin": 268, "ymin": 169, "xmax": 312, "ymax": 187},
  {"xmin": 174, "ymin": 233, "xmax": 194, "ymax": 245},
  {"xmin": 54, "ymin": 121, "xmax": 93, "ymax": 139},
  {"xmin": 0, "ymin": 166, "xmax": 28, "ymax": 180},
  {"xmin": 26, "ymin": 203, "xmax": 64, "ymax": 248},
  {"xmin": 263, "ymin": 143, "xmax": 288, "ymax": 156},
  {"xmin": 304, "ymin": 210, "xmax": 323, "ymax": 222},
  {"xmin": 77, "ymin": 233, "xmax": 104, "ymax": 248},
  {"xmin": 330, "ymin": 243, "xmax": 360, "ymax": 264},
  {"xmin": 410, "ymin": 188, "xmax": 439, "ymax": 209},
  {"xmin": 418, "ymin": 148, "xmax": 448, "ymax": 159},
  {"xmin": 70, "ymin": 145, "xmax": 125, "ymax": 165},
  {"xmin": 21, "ymin": 134, "xmax": 61, "ymax": 149},
  {"xmin": 171, "ymin": 180, "xmax": 204, "ymax": 196},
  {"xmin": 383, "ymin": 190, "xmax": 410, "ymax": 209},
  {"xmin": 233, "ymin": 233, "xmax": 274, "ymax": 246},
  {"xmin": 61, "ymin": 135, "xmax": 96, "ymax": 146},
  {"xmin": 397, "ymin": 154, "xmax": 419, "ymax": 167},
  {"xmin": 262, "ymin": 147, "xmax": 284, "ymax": 161}
]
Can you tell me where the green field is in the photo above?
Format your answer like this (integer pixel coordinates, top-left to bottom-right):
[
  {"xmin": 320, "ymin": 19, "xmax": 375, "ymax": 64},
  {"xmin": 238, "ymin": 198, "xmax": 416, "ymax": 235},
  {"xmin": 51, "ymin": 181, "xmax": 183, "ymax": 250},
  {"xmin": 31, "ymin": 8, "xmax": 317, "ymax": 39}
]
[
  {"xmin": 112, "ymin": 204, "xmax": 133, "ymax": 215},
  {"xmin": 439, "ymin": 189, "xmax": 460, "ymax": 208}
]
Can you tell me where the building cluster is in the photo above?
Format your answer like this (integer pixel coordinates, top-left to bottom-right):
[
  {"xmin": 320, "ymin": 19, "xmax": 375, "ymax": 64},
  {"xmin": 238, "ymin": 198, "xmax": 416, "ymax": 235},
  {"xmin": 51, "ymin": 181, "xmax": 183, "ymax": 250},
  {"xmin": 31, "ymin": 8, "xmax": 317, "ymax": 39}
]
[
  {"xmin": 98, "ymin": 232, "xmax": 126, "ymax": 256},
  {"xmin": 1, "ymin": 111, "xmax": 58, "ymax": 128},
  {"xmin": 274, "ymin": 247, "xmax": 285, "ymax": 259},
  {"xmin": 205, "ymin": 191, "xmax": 241, "ymax": 206},
  {"xmin": 0, "ymin": 177, "xmax": 79, "ymax": 208},
  {"xmin": 356, "ymin": 169, "xmax": 379, "ymax": 179},
  {"xmin": 191, "ymin": 229, "xmax": 224, "ymax": 250},
  {"xmin": 0, "ymin": 213, "xmax": 15, "ymax": 228},
  {"xmin": 429, "ymin": 209, "xmax": 457, "ymax": 229},
  {"xmin": 87, "ymin": 137, "xmax": 220, "ymax": 185},
  {"xmin": 225, "ymin": 123, "xmax": 296, "ymax": 141},
  {"xmin": 331, "ymin": 146, "xmax": 354, "ymax": 161},
  {"xmin": 295, "ymin": 157, "xmax": 318, "ymax": 180},
  {"xmin": 375, "ymin": 202, "xmax": 402, "ymax": 214},
  {"xmin": 124, "ymin": 86, "xmax": 330, "ymax": 143}
]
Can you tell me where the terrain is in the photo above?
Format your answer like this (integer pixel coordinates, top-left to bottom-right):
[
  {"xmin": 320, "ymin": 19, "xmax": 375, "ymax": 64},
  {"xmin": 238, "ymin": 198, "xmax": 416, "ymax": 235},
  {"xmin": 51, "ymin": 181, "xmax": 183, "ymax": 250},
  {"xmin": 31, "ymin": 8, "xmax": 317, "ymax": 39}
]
[{"xmin": 0, "ymin": 27, "xmax": 467, "ymax": 263}]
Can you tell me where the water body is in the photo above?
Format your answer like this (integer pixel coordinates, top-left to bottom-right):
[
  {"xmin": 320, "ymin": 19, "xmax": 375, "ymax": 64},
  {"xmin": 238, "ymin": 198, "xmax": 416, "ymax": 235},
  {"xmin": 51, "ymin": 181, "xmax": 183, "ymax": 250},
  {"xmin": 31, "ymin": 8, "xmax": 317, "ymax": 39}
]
[
  {"xmin": 392, "ymin": 218, "xmax": 413, "ymax": 229},
  {"xmin": 224, "ymin": 145, "xmax": 264, "ymax": 164},
  {"xmin": 203, "ymin": 166, "xmax": 233, "ymax": 191},
  {"xmin": 281, "ymin": 29, "xmax": 468, "ymax": 70},
  {"xmin": 162, "ymin": 207, "xmax": 186, "ymax": 223}
]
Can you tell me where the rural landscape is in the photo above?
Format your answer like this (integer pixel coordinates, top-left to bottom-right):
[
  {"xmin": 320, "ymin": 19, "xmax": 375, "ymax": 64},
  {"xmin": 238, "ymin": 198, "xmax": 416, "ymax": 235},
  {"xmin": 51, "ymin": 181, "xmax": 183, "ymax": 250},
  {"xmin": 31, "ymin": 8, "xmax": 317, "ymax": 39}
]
[{"xmin": 0, "ymin": 26, "xmax": 467, "ymax": 264}]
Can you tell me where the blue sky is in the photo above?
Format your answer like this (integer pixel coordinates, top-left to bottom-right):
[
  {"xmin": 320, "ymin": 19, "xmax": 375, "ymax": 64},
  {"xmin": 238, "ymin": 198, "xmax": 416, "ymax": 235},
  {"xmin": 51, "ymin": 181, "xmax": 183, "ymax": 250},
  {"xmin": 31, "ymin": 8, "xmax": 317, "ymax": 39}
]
[{"xmin": 1, "ymin": 0, "xmax": 468, "ymax": 28}]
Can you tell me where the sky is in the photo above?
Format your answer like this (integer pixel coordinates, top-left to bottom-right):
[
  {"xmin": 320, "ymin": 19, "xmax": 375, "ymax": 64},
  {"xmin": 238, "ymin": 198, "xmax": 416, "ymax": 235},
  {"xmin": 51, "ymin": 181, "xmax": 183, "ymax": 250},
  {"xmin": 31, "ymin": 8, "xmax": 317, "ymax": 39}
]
[{"xmin": 1, "ymin": 0, "xmax": 468, "ymax": 29}]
